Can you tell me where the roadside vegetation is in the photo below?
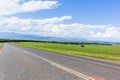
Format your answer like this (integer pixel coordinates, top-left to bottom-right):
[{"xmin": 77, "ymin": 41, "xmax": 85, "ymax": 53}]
[
  {"xmin": 14, "ymin": 42, "xmax": 120, "ymax": 61},
  {"xmin": 0, "ymin": 43, "xmax": 3, "ymax": 49}
]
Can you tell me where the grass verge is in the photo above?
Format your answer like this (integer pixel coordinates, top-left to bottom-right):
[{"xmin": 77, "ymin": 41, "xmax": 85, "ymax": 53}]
[{"xmin": 0, "ymin": 43, "xmax": 3, "ymax": 48}]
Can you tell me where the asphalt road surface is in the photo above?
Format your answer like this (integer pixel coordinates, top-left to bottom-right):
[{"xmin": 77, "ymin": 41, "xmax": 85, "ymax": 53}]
[{"xmin": 0, "ymin": 43, "xmax": 120, "ymax": 80}]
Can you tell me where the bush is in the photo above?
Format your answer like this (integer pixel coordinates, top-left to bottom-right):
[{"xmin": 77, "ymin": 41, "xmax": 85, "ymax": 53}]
[{"xmin": 81, "ymin": 44, "xmax": 85, "ymax": 47}]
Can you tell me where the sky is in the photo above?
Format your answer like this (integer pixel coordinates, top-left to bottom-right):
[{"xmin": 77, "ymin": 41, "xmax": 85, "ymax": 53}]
[{"xmin": 0, "ymin": 0, "xmax": 120, "ymax": 42}]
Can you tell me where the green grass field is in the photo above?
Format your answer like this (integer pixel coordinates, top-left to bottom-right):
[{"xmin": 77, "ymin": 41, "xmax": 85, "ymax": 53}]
[
  {"xmin": 14, "ymin": 42, "xmax": 120, "ymax": 60},
  {"xmin": 0, "ymin": 43, "xmax": 3, "ymax": 48}
]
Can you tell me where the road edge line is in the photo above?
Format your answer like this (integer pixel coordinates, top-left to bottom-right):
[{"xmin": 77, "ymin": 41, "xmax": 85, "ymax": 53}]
[{"xmin": 12, "ymin": 45, "xmax": 95, "ymax": 80}]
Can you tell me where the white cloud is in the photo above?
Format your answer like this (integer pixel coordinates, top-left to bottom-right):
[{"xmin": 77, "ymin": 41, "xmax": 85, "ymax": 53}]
[
  {"xmin": 0, "ymin": 16, "xmax": 120, "ymax": 42},
  {"xmin": 0, "ymin": 1, "xmax": 119, "ymax": 42},
  {"xmin": 88, "ymin": 27, "xmax": 120, "ymax": 42},
  {"xmin": 0, "ymin": 0, "xmax": 59, "ymax": 16},
  {"xmin": 0, "ymin": 16, "xmax": 71, "ymax": 33}
]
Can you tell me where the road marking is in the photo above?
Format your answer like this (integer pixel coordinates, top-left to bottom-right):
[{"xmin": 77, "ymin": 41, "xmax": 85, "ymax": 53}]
[
  {"xmin": 61, "ymin": 55, "xmax": 120, "ymax": 70},
  {"xmin": 12, "ymin": 45, "xmax": 95, "ymax": 80},
  {"xmin": 10, "ymin": 44, "xmax": 120, "ymax": 70},
  {"xmin": 23, "ymin": 50, "xmax": 95, "ymax": 80}
]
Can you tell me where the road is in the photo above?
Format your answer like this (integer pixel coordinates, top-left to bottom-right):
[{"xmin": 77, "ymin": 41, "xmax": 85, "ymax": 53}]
[{"xmin": 0, "ymin": 43, "xmax": 120, "ymax": 80}]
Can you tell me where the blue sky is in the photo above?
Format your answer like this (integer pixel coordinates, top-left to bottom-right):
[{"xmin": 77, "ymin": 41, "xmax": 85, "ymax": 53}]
[
  {"xmin": 0, "ymin": 0, "xmax": 120, "ymax": 42},
  {"xmin": 12, "ymin": 0, "xmax": 120, "ymax": 25}
]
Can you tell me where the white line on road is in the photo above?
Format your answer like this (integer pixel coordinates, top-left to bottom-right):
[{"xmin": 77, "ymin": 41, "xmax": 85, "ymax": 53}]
[
  {"xmin": 9, "ymin": 44, "xmax": 120, "ymax": 70},
  {"xmin": 62, "ymin": 55, "xmax": 120, "ymax": 70},
  {"xmin": 12, "ymin": 45, "xmax": 95, "ymax": 80},
  {"xmin": 23, "ymin": 50, "xmax": 95, "ymax": 80}
]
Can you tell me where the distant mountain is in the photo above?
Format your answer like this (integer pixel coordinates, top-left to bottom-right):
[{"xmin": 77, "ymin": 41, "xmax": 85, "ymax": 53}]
[
  {"xmin": 0, "ymin": 32, "xmax": 87, "ymax": 42},
  {"xmin": 0, "ymin": 32, "xmax": 119, "ymax": 44}
]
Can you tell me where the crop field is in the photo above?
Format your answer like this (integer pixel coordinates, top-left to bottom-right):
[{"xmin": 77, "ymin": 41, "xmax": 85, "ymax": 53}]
[{"xmin": 14, "ymin": 42, "xmax": 120, "ymax": 60}]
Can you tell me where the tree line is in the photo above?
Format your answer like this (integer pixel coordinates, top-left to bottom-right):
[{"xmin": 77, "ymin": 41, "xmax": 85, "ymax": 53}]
[{"xmin": 0, "ymin": 38, "xmax": 112, "ymax": 46}]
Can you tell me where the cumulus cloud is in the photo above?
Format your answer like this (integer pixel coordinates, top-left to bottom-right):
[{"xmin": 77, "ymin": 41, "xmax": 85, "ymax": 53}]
[
  {"xmin": 0, "ymin": 1, "xmax": 119, "ymax": 42},
  {"xmin": 0, "ymin": 0, "xmax": 59, "ymax": 16},
  {"xmin": 0, "ymin": 16, "xmax": 120, "ymax": 42},
  {"xmin": 0, "ymin": 16, "xmax": 72, "ymax": 34},
  {"xmin": 88, "ymin": 27, "xmax": 120, "ymax": 42}
]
